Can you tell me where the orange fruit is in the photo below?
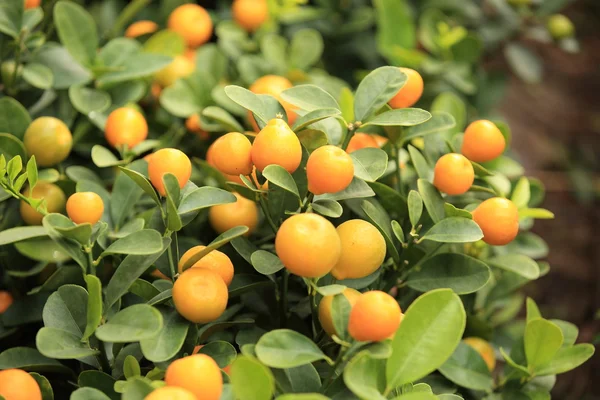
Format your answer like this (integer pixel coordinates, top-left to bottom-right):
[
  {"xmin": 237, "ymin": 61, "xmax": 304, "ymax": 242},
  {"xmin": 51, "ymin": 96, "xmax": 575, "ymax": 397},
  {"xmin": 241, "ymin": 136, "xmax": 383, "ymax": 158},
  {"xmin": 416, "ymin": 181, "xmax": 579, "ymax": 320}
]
[
  {"xmin": 24, "ymin": 0, "xmax": 40, "ymax": 9},
  {"xmin": 461, "ymin": 120, "xmax": 506, "ymax": 163},
  {"xmin": 373, "ymin": 134, "xmax": 389, "ymax": 148},
  {"xmin": 232, "ymin": 0, "xmax": 269, "ymax": 32},
  {"xmin": 173, "ymin": 268, "xmax": 228, "ymax": 323},
  {"xmin": 151, "ymin": 83, "xmax": 162, "ymax": 99},
  {"xmin": 192, "ymin": 345, "xmax": 204, "ymax": 355},
  {"xmin": 463, "ymin": 337, "xmax": 496, "ymax": 371},
  {"xmin": 20, "ymin": 182, "xmax": 66, "ymax": 225},
  {"xmin": 165, "ymin": 354, "xmax": 223, "ymax": 400},
  {"xmin": 472, "ymin": 197, "xmax": 519, "ymax": 246},
  {"xmin": 150, "ymin": 269, "xmax": 171, "ymax": 281},
  {"xmin": 251, "ymin": 118, "xmax": 302, "ymax": 173},
  {"xmin": 346, "ymin": 133, "xmax": 379, "ymax": 153},
  {"xmin": 178, "ymin": 246, "xmax": 234, "ymax": 286},
  {"xmin": 124, "ymin": 20, "xmax": 158, "ymax": 38},
  {"xmin": 433, "ymin": 153, "xmax": 475, "ymax": 195},
  {"xmin": 146, "ymin": 386, "xmax": 196, "ymax": 400},
  {"xmin": 184, "ymin": 49, "xmax": 196, "ymax": 63},
  {"xmin": 155, "ymin": 55, "xmax": 195, "ymax": 88},
  {"xmin": 249, "ymin": 76, "xmax": 297, "ymax": 125},
  {"xmin": 104, "ymin": 107, "xmax": 148, "ymax": 149},
  {"xmin": 348, "ymin": 291, "xmax": 402, "ymax": 342},
  {"xmin": 148, "ymin": 148, "xmax": 192, "ymax": 196},
  {"xmin": 168, "ymin": 4, "xmax": 213, "ymax": 48},
  {"xmin": 208, "ymin": 192, "xmax": 258, "ymax": 236},
  {"xmin": 23, "ymin": 117, "xmax": 72, "ymax": 167},
  {"xmin": 389, "ymin": 68, "xmax": 424, "ymax": 109},
  {"xmin": 318, "ymin": 288, "xmax": 361, "ymax": 337},
  {"xmin": 275, "ymin": 213, "xmax": 341, "ymax": 278},
  {"xmin": 66, "ymin": 192, "xmax": 104, "ymax": 225},
  {"xmin": 331, "ymin": 220, "xmax": 386, "ymax": 280},
  {"xmin": 211, "ymin": 132, "xmax": 254, "ymax": 176},
  {"xmin": 247, "ymin": 110, "xmax": 260, "ymax": 133},
  {"xmin": 306, "ymin": 145, "xmax": 354, "ymax": 195},
  {"xmin": 0, "ymin": 369, "xmax": 42, "ymax": 400},
  {"xmin": 0, "ymin": 291, "xmax": 13, "ymax": 314},
  {"xmin": 186, "ymin": 114, "xmax": 201, "ymax": 133}
]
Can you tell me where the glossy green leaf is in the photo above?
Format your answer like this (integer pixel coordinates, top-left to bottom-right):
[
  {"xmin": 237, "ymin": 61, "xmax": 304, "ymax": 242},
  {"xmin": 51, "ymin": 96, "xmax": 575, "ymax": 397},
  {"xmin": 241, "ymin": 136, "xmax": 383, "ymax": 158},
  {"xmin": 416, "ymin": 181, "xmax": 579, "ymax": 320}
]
[
  {"xmin": 118, "ymin": 166, "xmax": 161, "ymax": 206},
  {"xmin": 280, "ymin": 85, "xmax": 340, "ymax": 112},
  {"xmin": 140, "ymin": 308, "xmax": 188, "ymax": 362},
  {"xmin": 43, "ymin": 285, "xmax": 88, "ymax": 336},
  {"xmin": 78, "ymin": 369, "xmax": 118, "ymax": 400},
  {"xmin": 549, "ymin": 319, "xmax": 578, "ymax": 347},
  {"xmin": 408, "ymin": 145, "xmax": 432, "ymax": 181},
  {"xmin": 231, "ymin": 356, "xmax": 274, "ymax": 400},
  {"xmin": 311, "ymin": 199, "xmax": 343, "ymax": 218},
  {"xmin": 22, "ymin": 63, "xmax": 54, "ymax": 89},
  {"xmin": 431, "ymin": 92, "xmax": 466, "ymax": 134},
  {"xmin": 350, "ymin": 148, "xmax": 388, "ymax": 182},
  {"xmin": 298, "ymin": 129, "xmax": 328, "ymax": 153},
  {"xmin": 82, "ymin": 275, "xmax": 102, "ymax": 341},
  {"xmin": 198, "ymin": 341, "xmax": 237, "ymax": 368},
  {"xmin": 142, "ymin": 30, "xmax": 185, "ymax": 57},
  {"xmin": 524, "ymin": 318, "xmax": 563, "ymax": 369},
  {"xmin": 289, "ymin": 29, "xmax": 324, "ymax": 70},
  {"xmin": 0, "ymin": 347, "xmax": 70, "ymax": 374},
  {"xmin": 402, "ymin": 112, "xmax": 456, "ymax": 144},
  {"xmin": 361, "ymin": 200, "xmax": 400, "ymax": 262},
  {"xmin": 32, "ymin": 44, "xmax": 92, "ymax": 89},
  {"xmin": 0, "ymin": 225, "xmax": 47, "ymax": 245},
  {"xmin": 535, "ymin": 344, "xmax": 595, "ymax": 376},
  {"xmin": 438, "ymin": 342, "xmax": 493, "ymax": 391},
  {"xmin": 180, "ymin": 227, "xmax": 248, "ymax": 271},
  {"xmin": 344, "ymin": 352, "xmax": 387, "ymax": 400},
  {"xmin": 408, "ymin": 190, "xmax": 423, "ymax": 227},
  {"xmin": 251, "ymin": 250, "xmax": 285, "ymax": 275},
  {"xmin": 102, "ymin": 229, "xmax": 163, "ymax": 256},
  {"xmin": 487, "ymin": 254, "xmax": 540, "ymax": 280},
  {"xmin": 316, "ymin": 177, "xmax": 375, "ymax": 201},
  {"xmin": 263, "ymin": 165, "xmax": 300, "ymax": 199},
  {"xmin": 69, "ymin": 85, "xmax": 111, "ymax": 115},
  {"xmin": 0, "ymin": 0, "xmax": 23, "ymax": 38},
  {"xmin": 421, "ymin": 217, "xmax": 483, "ymax": 243},
  {"xmin": 512, "ymin": 177, "xmax": 531, "ymax": 209},
  {"xmin": 354, "ymin": 66, "xmax": 406, "ymax": 122},
  {"xmin": 54, "ymin": 1, "xmax": 98, "ymax": 66},
  {"xmin": 71, "ymin": 387, "xmax": 111, "ymax": 400},
  {"xmin": 95, "ymin": 304, "xmax": 163, "ymax": 343},
  {"xmin": 0, "ymin": 133, "xmax": 27, "ymax": 161},
  {"xmin": 256, "ymin": 329, "xmax": 329, "ymax": 368},
  {"xmin": 292, "ymin": 108, "xmax": 341, "ymax": 132},
  {"xmin": 96, "ymin": 53, "xmax": 172, "ymax": 88},
  {"xmin": 36, "ymin": 327, "xmax": 99, "ymax": 359},
  {"xmin": 0, "ymin": 98, "xmax": 30, "ymax": 140},
  {"xmin": 91, "ymin": 145, "xmax": 123, "ymax": 168},
  {"xmin": 365, "ymin": 108, "xmax": 431, "ymax": 127}
]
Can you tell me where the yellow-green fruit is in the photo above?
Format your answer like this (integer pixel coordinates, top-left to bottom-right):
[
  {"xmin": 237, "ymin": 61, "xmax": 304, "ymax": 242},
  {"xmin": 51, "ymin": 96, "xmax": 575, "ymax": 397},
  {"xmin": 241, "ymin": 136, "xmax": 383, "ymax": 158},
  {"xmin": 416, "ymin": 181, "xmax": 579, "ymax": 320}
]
[
  {"xmin": 1, "ymin": 60, "xmax": 22, "ymax": 87},
  {"xmin": 330, "ymin": 220, "xmax": 387, "ymax": 280},
  {"xmin": 20, "ymin": 182, "xmax": 66, "ymax": 225},
  {"xmin": 318, "ymin": 288, "xmax": 361, "ymax": 337},
  {"xmin": 154, "ymin": 55, "xmax": 195, "ymax": 88},
  {"xmin": 23, "ymin": 117, "xmax": 73, "ymax": 167},
  {"xmin": 547, "ymin": 14, "xmax": 575, "ymax": 39}
]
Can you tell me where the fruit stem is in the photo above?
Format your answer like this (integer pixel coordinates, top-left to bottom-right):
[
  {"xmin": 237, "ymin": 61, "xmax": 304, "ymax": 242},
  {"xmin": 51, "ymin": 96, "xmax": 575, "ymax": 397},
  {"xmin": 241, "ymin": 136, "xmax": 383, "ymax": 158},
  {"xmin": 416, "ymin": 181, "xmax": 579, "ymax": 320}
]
[
  {"xmin": 309, "ymin": 281, "xmax": 319, "ymax": 339},
  {"xmin": 85, "ymin": 244, "xmax": 96, "ymax": 276},
  {"xmin": 164, "ymin": 230, "xmax": 177, "ymax": 280},
  {"xmin": 321, "ymin": 346, "xmax": 348, "ymax": 393},
  {"xmin": 340, "ymin": 123, "xmax": 356, "ymax": 151},
  {"xmin": 393, "ymin": 144, "xmax": 403, "ymax": 193},
  {"xmin": 252, "ymin": 174, "xmax": 279, "ymax": 234}
]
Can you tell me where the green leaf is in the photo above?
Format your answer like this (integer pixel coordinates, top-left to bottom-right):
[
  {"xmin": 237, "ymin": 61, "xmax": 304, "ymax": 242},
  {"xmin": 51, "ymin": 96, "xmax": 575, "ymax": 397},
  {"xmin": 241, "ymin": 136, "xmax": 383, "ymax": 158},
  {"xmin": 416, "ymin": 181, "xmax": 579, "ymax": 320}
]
[
  {"xmin": 54, "ymin": 1, "xmax": 98, "ymax": 66},
  {"xmin": 438, "ymin": 342, "xmax": 493, "ymax": 391},
  {"xmin": 142, "ymin": 30, "xmax": 185, "ymax": 57},
  {"xmin": 198, "ymin": 341, "xmax": 237, "ymax": 368},
  {"xmin": 512, "ymin": 177, "xmax": 531, "ymax": 209},
  {"xmin": 550, "ymin": 319, "xmax": 578, "ymax": 347},
  {"xmin": 408, "ymin": 145, "xmax": 432, "ymax": 181},
  {"xmin": 391, "ymin": 220, "xmax": 405, "ymax": 244},
  {"xmin": 82, "ymin": 275, "xmax": 102, "ymax": 342},
  {"xmin": 504, "ymin": 43, "xmax": 542, "ymax": 84},
  {"xmin": 92, "ymin": 145, "xmax": 124, "ymax": 168},
  {"xmin": 280, "ymin": 85, "xmax": 340, "ymax": 111},
  {"xmin": 527, "ymin": 297, "xmax": 542, "ymax": 323},
  {"xmin": 408, "ymin": 190, "xmax": 423, "ymax": 228},
  {"xmin": 110, "ymin": 160, "xmax": 146, "ymax": 229},
  {"xmin": 0, "ymin": 134, "xmax": 26, "ymax": 161},
  {"xmin": 251, "ymin": 250, "xmax": 285, "ymax": 275},
  {"xmin": 344, "ymin": 352, "xmax": 387, "ymax": 400},
  {"xmin": 311, "ymin": 199, "xmax": 343, "ymax": 218},
  {"xmin": 26, "ymin": 156, "xmax": 38, "ymax": 191},
  {"xmin": 386, "ymin": 289, "xmax": 466, "ymax": 390},
  {"xmin": 202, "ymin": 106, "xmax": 244, "ymax": 132},
  {"xmin": 518, "ymin": 208, "xmax": 555, "ymax": 220},
  {"xmin": 524, "ymin": 318, "xmax": 563, "ymax": 370},
  {"xmin": 32, "ymin": 44, "xmax": 92, "ymax": 89},
  {"xmin": 276, "ymin": 394, "xmax": 329, "ymax": 400},
  {"xmin": 402, "ymin": 112, "xmax": 456, "ymax": 144},
  {"xmin": 407, "ymin": 253, "xmax": 490, "ymax": 295},
  {"xmin": 118, "ymin": 167, "xmax": 161, "ymax": 207},
  {"xmin": 422, "ymin": 217, "xmax": 483, "ymax": 243},
  {"xmin": 0, "ymin": 347, "xmax": 70, "ymax": 374},
  {"xmin": 224, "ymin": 85, "xmax": 272, "ymax": 125},
  {"xmin": 102, "ymin": 230, "xmax": 163, "ymax": 256},
  {"xmin": 443, "ymin": 203, "xmax": 472, "ymax": 219},
  {"xmin": 231, "ymin": 356, "xmax": 275, "ymax": 400},
  {"xmin": 364, "ymin": 108, "xmax": 431, "ymax": 127},
  {"xmin": 289, "ymin": 29, "xmax": 324, "ymax": 70},
  {"xmin": 95, "ymin": 304, "xmax": 163, "ymax": 343},
  {"xmin": 292, "ymin": 108, "xmax": 341, "ymax": 132},
  {"xmin": 487, "ymin": 254, "xmax": 540, "ymax": 280},
  {"xmin": 354, "ymin": 66, "xmax": 406, "ymax": 122},
  {"xmin": 36, "ymin": 327, "xmax": 99, "ymax": 359},
  {"xmin": 431, "ymin": 92, "xmax": 466, "ymax": 134},
  {"xmin": 178, "ymin": 186, "xmax": 236, "ymax": 215},
  {"xmin": 390, "ymin": 394, "xmax": 437, "ymax": 400},
  {"xmin": 350, "ymin": 148, "xmax": 388, "ymax": 183},
  {"xmin": 535, "ymin": 344, "xmax": 595, "ymax": 376},
  {"xmin": 124, "ymin": 355, "xmax": 141, "ymax": 379},
  {"xmin": 0, "ymin": 0, "xmax": 23, "ymax": 38},
  {"xmin": 54, "ymin": 222, "xmax": 93, "ymax": 245},
  {"xmin": 331, "ymin": 292, "xmax": 352, "ymax": 340},
  {"xmin": 375, "ymin": 0, "xmax": 416, "ymax": 53},
  {"xmin": 22, "ymin": 63, "xmax": 54, "ymax": 89},
  {"xmin": 0, "ymin": 226, "xmax": 46, "ymax": 245},
  {"xmin": 263, "ymin": 165, "xmax": 300, "ymax": 199},
  {"xmin": 0, "ymin": 97, "xmax": 31, "ymax": 139},
  {"xmin": 97, "ymin": 53, "xmax": 172, "ymax": 88},
  {"xmin": 361, "ymin": 200, "xmax": 401, "ymax": 262},
  {"xmin": 180, "ymin": 227, "xmax": 249, "ymax": 272},
  {"xmin": 30, "ymin": 372, "xmax": 54, "ymax": 400},
  {"xmin": 140, "ymin": 308, "xmax": 189, "ymax": 362},
  {"xmin": 163, "ymin": 174, "xmax": 182, "ymax": 231},
  {"xmin": 71, "ymin": 387, "xmax": 111, "ymax": 400},
  {"xmin": 43, "ymin": 285, "xmax": 88, "ymax": 336},
  {"xmin": 499, "ymin": 347, "xmax": 530, "ymax": 377},
  {"xmin": 69, "ymin": 85, "xmax": 111, "ymax": 115},
  {"xmin": 255, "ymin": 329, "xmax": 329, "ymax": 368},
  {"xmin": 298, "ymin": 129, "xmax": 328, "ymax": 152}
]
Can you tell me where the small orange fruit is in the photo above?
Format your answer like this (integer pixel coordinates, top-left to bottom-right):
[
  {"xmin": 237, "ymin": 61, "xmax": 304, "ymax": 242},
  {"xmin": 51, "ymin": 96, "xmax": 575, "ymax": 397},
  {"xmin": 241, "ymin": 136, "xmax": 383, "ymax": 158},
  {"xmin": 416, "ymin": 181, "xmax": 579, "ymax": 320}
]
[
  {"xmin": 346, "ymin": 133, "xmax": 379, "ymax": 153},
  {"xmin": 208, "ymin": 193, "xmax": 258, "ymax": 236},
  {"xmin": 0, "ymin": 369, "xmax": 42, "ymax": 400},
  {"xmin": 24, "ymin": 0, "xmax": 40, "ymax": 9},
  {"xmin": 186, "ymin": 114, "xmax": 201, "ymax": 132},
  {"xmin": 0, "ymin": 291, "xmax": 13, "ymax": 314},
  {"xmin": 389, "ymin": 68, "xmax": 424, "ymax": 109},
  {"xmin": 66, "ymin": 192, "xmax": 104, "ymax": 225},
  {"xmin": 148, "ymin": 148, "xmax": 192, "ymax": 196},
  {"xmin": 318, "ymin": 288, "xmax": 361, "ymax": 337},
  {"xmin": 373, "ymin": 134, "xmax": 389, "ymax": 148},
  {"xmin": 192, "ymin": 345, "xmax": 204, "ymax": 355},
  {"xmin": 251, "ymin": 118, "xmax": 302, "ymax": 173},
  {"xmin": 20, "ymin": 182, "xmax": 66, "ymax": 225},
  {"xmin": 306, "ymin": 145, "xmax": 354, "ymax": 195},
  {"xmin": 168, "ymin": 4, "xmax": 213, "ymax": 48},
  {"xmin": 124, "ymin": 20, "xmax": 158, "ymax": 38},
  {"xmin": 145, "ymin": 386, "xmax": 196, "ymax": 400},
  {"xmin": 165, "ymin": 354, "xmax": 223, "ymax": 400},
  {"xmin": 23, "ymin": 117, "xmax": 72, "ymax": 167},
  {"xmin": 173, "ymin": 269, "xmax": 228, "ymax": 324},
  {"xmin": 463, "ymin": 337, "xmax": 496, "ymax": 371},
  {"xmin": 433, "ymin": 153, "xmax": 475, "ymax": 195},
  {"xmin": 331, "ymin": 220, "xmax": 386, "ymax": 280},
  {"xmin": 155, "ymin": 55, "xmax": 195, "ymax": 88},
  {"xmin": 348, "ymin": 291, "xmax": 402, "ymax": 342},
  {"xmin": 232, "ymin": 0, "xmax": 269, "ymax": 32},
  {"xmin": 275, "ymin": 213, "xmax": 341, "ymax": 278},
  {"xmin": 151, "ymin": 83, "xmax": 162, "ymax": 99},
  {"xmin": 211, "ymin": 132, "xmax": 254, "ymax": 176},
  {"xmin": 461, "ymin": 120, "xmax": 506, "ymax": 163},
  {"xmin": 178, "ymin": 246, "xmax": 234, "ymax": 286},
  {"xmin": 185, "ymin": 49, "xmax": 196, "ymax": 63},
  {"xmin": 150, "ymin": 269, "xmax": 170, "ymax": 281},
  {"xmin": 104, "ymin": 107, "xmax": 148, "ymax": 149},
  {"xmin": 249, "ymin": 76, "xmax": 297, "ymax": 125},
  {"xmin": 472, "ymin": 197, "xmax": 519, "ymax": 246}
]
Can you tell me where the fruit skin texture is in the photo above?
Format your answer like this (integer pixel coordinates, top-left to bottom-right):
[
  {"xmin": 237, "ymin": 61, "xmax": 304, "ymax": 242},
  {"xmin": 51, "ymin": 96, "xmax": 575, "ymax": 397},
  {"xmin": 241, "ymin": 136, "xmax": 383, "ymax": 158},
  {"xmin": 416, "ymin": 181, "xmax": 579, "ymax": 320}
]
[
  {"xmin": 23, "ymin": 117, "xmax": 72, "ymax": 167},
  {"xmin": 307, "ymin": 145, "xmax": 354, "ymax": 195},
  {"xmin": 275, "ymin": 213, "xmax": 341, "ymax": 278},
  {"xmin": 331, "ymin": 220, "xmax": 387, "ymax": 280},
  {"xmin": 472, "ymin": 197, "xmax": 519, "ymax": 246},
  {"xmin": 24, "ymin": 0, "xmax": 41, "ymax": 9},
  {"xmin": 0, "ymin": 291, "xmax": 13, "ymax": 314},
  {"xmin": 66, "ymin": 192, "xmax": 104, "ymax": 225},
  {"xmin": 547, "ymin": 14, "xmax": 575, "ymax": 39},
  {"xmin": 348, "ymin": 291, "xmax": 402, "ymax": 342},
  {"xmin": 124, "ymin": 20, "xmax": 158, "ymax": 38},
  {"xmin": 148, "ymin": 148, "xmax": 192, "ymax": 196},
  {"xmin": 104, "ymin": 107, "xmax": 148, "ymax": 149},
  {"xmin": 165, "ymin": 354, "xmax": 223, "ymax": 400},
  {"xmin": 173, "ymin": 269, "xmax": 228, "ymax": 324},
  {"xmin": 463, "ymin": 337, "xmax": 496, "ymax": 371},
  {"xmin": 249, "ymin": 76, "xmax": 297, "ymax": 125},
  {"xmin": 178, "ymin": 245, "xmax": 234, "ymax": 286},
  {"xmin": 154, "ymin": 55, "xmax": 195, "ymax": 88},
  {"xmin": 233, "ymin": 0, "xmax": 269, "ymax": 32},
  {"xmin": 433, "ymin": 153, "xmax": 475, "ymax": 195},
  {"xmin": 0, "ymin": 369, "xmax": 42, "ymax": 400},
  {"xmin": 251, "ymin": 118, "xmax": 302, "ymax": 173},
  {"xmin": 20, "ymin": 182, "xmax": 66, "ymax": 225},
  {"xmin": 388, "ymin": 68, "xmax": 424, "ymax": 109},
  {"xmin": 318, "ymin": 288, "xmax": 361, "ymax": 337},
  {"xmin": 346, "ymin": 133, "xmax": 379, "ymax": 153},
  {"xmin": 145, "ymin": 386, "xmax": 196, "ymax": 400},
  {"xmin": 168, "ymin": 4, "xmax": 213, "ymax": 48},
  {"xmin": 211, "ymin": 132, "xmax": 254, "ymax": 176},
  {"xmin": 461, "ymin": 120, "xmax": 506, "ymax": 163},
  {"xmin": 209, "ymin": 192, "xmax": 259, "ymax": 236}
]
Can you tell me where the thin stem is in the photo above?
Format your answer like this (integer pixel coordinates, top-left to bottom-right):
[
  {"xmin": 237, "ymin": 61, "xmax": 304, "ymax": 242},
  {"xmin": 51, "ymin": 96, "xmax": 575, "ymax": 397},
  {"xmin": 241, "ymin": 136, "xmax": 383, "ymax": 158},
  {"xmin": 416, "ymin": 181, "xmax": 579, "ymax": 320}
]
[
  {"xmin": 252, "ymin": 174, "xmax": 279, "ymax": 234},
  {"xmin": 393, "ymin": 144, "xmax": 403, "ymax": 193},
  {"xmin": 98, "ymin": 342, "xmax": 111, "ymax": 373},
  {"xmin": 279, "ymin": 270, "xmax": 289, "ymax": 328},
  {"xmin": 309, "ymin": 281, "xmax": 319, "ymax": 339},
  {"xmin": 167, "ymin": 238, "xmax": 177, "ymax": 281},
  {"xmin": 301, "ymin": 193, "xmax": 314, "ymax": 212},
  {"xmin": 321, "ymin": 347, "xmax": 347, "ymax": 393},
  {"xmin": 341, "ymin": 124, "xmax": 356, "ymax": 151},
  {"xmin": 86, "ymin": 245, "xmax": 96, "ymax": 276}
]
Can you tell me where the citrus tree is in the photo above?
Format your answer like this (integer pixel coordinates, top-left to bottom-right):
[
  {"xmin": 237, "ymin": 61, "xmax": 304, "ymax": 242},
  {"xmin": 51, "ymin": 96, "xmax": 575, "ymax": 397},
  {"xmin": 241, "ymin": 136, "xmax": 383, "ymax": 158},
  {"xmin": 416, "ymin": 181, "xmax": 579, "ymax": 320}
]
[{"xmin": 0, "ymin": 1, "xmax": 594, "ymax": 400}]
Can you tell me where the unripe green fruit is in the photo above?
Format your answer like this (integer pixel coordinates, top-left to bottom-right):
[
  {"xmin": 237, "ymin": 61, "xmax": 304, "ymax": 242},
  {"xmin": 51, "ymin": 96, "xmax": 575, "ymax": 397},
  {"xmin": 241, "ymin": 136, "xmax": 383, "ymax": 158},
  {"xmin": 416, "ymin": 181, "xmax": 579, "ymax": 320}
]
[
  {"xmin": 1, "ymin": 60, "xmax": 22, "ymax": 87},
  {"xmin": 547, "ymin": 14, "xmax": 575, "ymax": 39}
]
